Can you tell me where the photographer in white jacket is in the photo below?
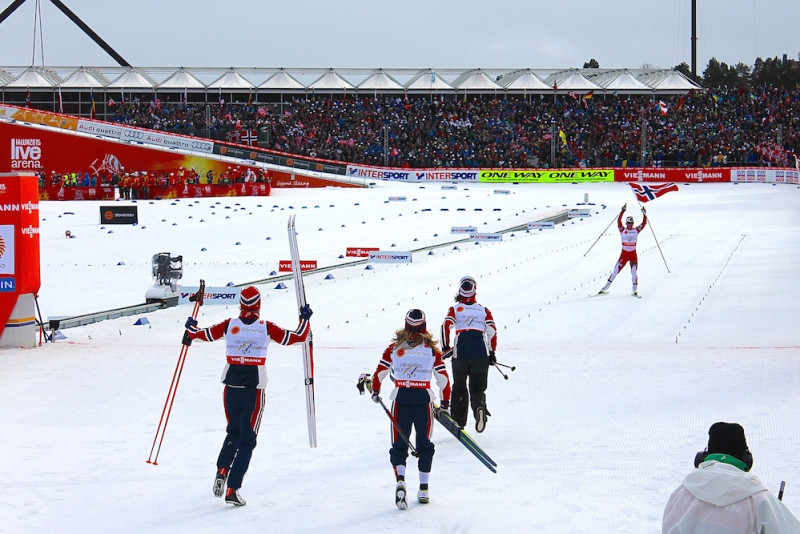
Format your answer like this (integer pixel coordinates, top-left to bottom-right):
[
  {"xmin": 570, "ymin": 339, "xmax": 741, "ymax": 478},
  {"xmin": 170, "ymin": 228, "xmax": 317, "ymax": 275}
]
[{"xmin": 663, "ymin": 422, "xmax": 800, "ymax": 533}]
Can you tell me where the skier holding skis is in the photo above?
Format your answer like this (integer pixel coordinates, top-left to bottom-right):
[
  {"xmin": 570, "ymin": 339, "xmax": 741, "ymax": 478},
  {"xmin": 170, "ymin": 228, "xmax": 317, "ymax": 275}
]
[
  {"xmin": 663, "ymin": 422, "xmax": 800, "ymax": 533},
  {"xmin": 370, "ymin": 309, "xmax": 451, "ymax": 510},
  {"xmin": 440, "ymin": 276, "xmax": 497, "ymax": 433},
  {"xmin": 184, "ymin": 286, "xmax": 312, "ymax": 506},
  {"xmin": 598, "ymin": 204, "xmax": 647, "ymax": 296}
]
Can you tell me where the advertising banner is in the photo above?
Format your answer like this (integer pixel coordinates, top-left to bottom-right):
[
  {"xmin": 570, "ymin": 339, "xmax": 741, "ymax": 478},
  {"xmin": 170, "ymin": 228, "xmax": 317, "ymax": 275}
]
[
  {"xmin": 568, "ymin": 208, "xmax": 592, "ymax": 218},
  {"xmin": 0, "ymin": 173, "xmax": 40, "ymax": 341},
  {"xmin": 278, "ymin": 260, "xmax": 317, "ymax": 272},
  {"xmin": 451, "ymin": 226, "xmax": 478, "ymax": 234},
  {"xmin": 528, "ymin": 221, "xmax": 555, "ymax": 229},
  {"xmin": 368, "ymin": 251, "xmax": 412, "ymax": 263},
  {"xmin": 346, "ymin": 165, "xmax": 479, "ymax": 182},
  {"xmin": 615, "ymin": 167, "xmax": 730, "ymax": 183},
  {"xmin": 100, "ymin": 205, "xmax": 138, "ymax": 225},
  {"xmin": 480, "ymin": 169, "xmax": 614, "ymax": 183},
  {"xmin": 731, "ymin": 168, "xmax": 798, "ymax": 184},
  {"xmin": 178, "ymin": 286, "xmax": 240, "ymax": 305},
  {"xmin": 346, "ymin": 247, "xmax": 379, "ymax": 258},
  {"xmin": 470, "ymin": 233, "xmax": 503, "ymax": 241}
]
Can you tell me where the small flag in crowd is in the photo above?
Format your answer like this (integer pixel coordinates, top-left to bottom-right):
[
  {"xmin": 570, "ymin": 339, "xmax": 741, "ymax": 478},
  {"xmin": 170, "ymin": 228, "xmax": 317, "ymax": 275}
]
[
  {"xmin": 558, "ymin": 129, "xmax": 567, "ymax": 146},
  {"xmin": 629, "ymin": 182, "xmax": 679, "ymax": 203},
  {"xmin": 91, "ymin": 88, "xmax": 96, "ymax": 119},
  {"xmin": 107, "ymin": 97, "xmax": 115, "ymax": 108},
  {"xmin": 583, "ymin": 91, "xmax": 593, "ymax": 100},
  {"xmin": 241, "ymin": 129, "xmax": 258, "ymax": 146},
  {"xmin": 568, "ymin": 91, "xmax": 578, "ymax": 100},
  {"xmin": 659, "ymin": 100, "xmax": 668, "ymax": 116},
  {"xmin": 26, "ymin": 88, "xmax": 30, "ymax": 107}
]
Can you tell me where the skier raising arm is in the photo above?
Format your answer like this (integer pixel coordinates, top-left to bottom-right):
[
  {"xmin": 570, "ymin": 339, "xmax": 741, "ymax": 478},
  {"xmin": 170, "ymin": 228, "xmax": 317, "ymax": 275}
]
[
  {"xmin": 371, "ymin": 309, "xmax": 450, "ymax": 510},
  {"xmin": 440, "ymin": 275, "xmax": 497, "ymax": 433},
  {"xmin": 184, "ymin": 285, "xmax": 312, "ymax": 507},
  {"xmin": 598, "ymin": 204, "xmax": 647, "ymax": 296}
]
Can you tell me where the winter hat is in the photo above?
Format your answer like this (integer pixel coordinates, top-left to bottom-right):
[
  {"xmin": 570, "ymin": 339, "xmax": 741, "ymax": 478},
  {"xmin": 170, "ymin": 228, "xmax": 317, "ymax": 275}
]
[
  {"xmin": 405, "ymin": 309, "xmax": 426, "ymax": 333},
  {"xmin": 239, "ymin": 286, "xmax": 261, "ymax": 316},
  {"xmin": 707, "ymin": 422, "xmax": 748, "ymax": 461},
  {"xmin": 459, "ymin": 276, "xmax": 477, "ymax": 298}
]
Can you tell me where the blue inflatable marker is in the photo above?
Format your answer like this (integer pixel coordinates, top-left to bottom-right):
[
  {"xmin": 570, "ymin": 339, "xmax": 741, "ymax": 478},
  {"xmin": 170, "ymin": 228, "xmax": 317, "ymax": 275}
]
[
  {"xmin": 275, "ymin": 282, "xmax": 287, "ymax": 289},
  {"xmin": 325, "ymin": 274, "xmax": 335, "ymax": 280},
  {"xmin": 134, "ymin": 317, "xmax": 150, "ymax": 326}
]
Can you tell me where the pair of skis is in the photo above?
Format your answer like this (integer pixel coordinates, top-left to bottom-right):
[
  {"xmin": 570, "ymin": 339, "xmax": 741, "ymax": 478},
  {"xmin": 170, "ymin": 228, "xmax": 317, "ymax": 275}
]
[
  {"xmin": 288, "ymin": 215, "xmax": 317, "ymax": 448},
  {"xmin": 434, "ymin": 406, "xmax": 497, "ymax": 473}
]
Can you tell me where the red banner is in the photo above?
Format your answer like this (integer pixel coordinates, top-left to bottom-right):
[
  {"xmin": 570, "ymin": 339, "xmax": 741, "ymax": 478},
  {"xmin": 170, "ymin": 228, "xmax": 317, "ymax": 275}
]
[
  {"xmin": 615, "ymin": 168, "xmax": 729, "ymax": 183},
  {"xmin": 0, "ymin": 173, "xmax": 40, "ymax": 333},
  {"xmin": 278, "ymin": 260, "xmax": 317, "ymax": 272},
  {"xmin": 346, "ymin": 247, "xmax": 379, "ymax": 257}
]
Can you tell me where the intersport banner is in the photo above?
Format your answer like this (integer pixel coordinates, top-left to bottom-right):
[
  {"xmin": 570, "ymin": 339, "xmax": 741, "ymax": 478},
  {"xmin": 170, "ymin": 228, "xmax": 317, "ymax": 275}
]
[
  {"xmin": 480, "ymin": 169, "xmax": 614, "ymax": 183},
  {"xmin": 346, "ymin": 165, "xmax": 479, "ymax": 182}
]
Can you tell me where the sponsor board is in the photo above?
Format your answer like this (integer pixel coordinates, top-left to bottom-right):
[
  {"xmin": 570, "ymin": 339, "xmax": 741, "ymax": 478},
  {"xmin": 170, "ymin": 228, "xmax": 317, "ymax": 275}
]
[
  {"xmin": 278, "ymin": 260, "xmax": 317, "ymax": 272},
  {"xmin": 528, "ymin": 221, "xmax": 555, "ymax": 229},
  {"xmin": 346, "ymin": 165, "xmax": 479, "ymax": 182},
  {"xmin": 470, "ymin": 233, "xmax": 503, "ymax": 241},
  {"xmin": 388, "ymin": 196, "xmax": 407, "ymax": 201},
  {"xmin": 178, "ymin": 286, "xmax": 240, "ymax": 305},
  {"xmin": 568, "ymin": 208, "xmax": 592, "ymax": 218},
  {"xmin": 494, "ymin": 189, "xmax": 511, "ymax": 195},
  {"xmin": 368, "ymin": 251, "xmax": 412, "ymax": 263},
  {"xmin": 10, "ymin": 138, "xmax": 43, "ymax": 170},
  {"xmin": 451, "ymin": 226, "xmax": 478, "ymax": 234},
  {"xmin": 346, "ymin": 247, "xmax": 379, "ymax": 257},
  {"xmin": 731, "ymin": 168, "xmax": 799, "ymax": 184},
  {"xmin": 100, "ymin": 205, "xmax": 138, "ymax": 225},
  {"xmin": 481, "ymin": 169, "xmax": 613, "ymax": 183},
  {"xmin": 441, "ymin": 185, "xmax": 458, "ymax": 190},
  {"xmin": 616, "ymin": 167, "xmax": 729, "ymax": 183}
]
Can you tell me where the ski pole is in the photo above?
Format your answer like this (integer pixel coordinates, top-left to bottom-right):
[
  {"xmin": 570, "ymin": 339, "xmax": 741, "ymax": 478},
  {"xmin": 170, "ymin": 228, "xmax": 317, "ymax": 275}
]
[
  {"xmin": 584, "ymin": 210, "xmax": 620, "ymax": 256},
  {"xmin": 493, "ymin": 364, "xmax": 509, "ymax": 380},
  {"xmin": 375, "ymin": 395, "xmax": 419, "ymax": 458},
  {"xmin": 637, "ymin": 200, "xmax": 670, "ymax": 273},
  {"xmin": 33, "ymin": 293, "xmax": 47, "ymax": 345},
  {"xmin": 495, "ymin": 362, "xmax": 516, "ymax": 371},
  {"xmin": 778, "ymin": 480, "xmax": 786, "ymax": 501},
  {"xmin": 147, "ymin": 280, "xmax": 205, "ymax": 465}
]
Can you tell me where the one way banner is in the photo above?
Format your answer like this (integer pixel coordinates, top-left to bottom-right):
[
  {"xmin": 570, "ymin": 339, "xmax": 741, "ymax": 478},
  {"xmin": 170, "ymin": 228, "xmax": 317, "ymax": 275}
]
[{"xmin": 629, "ymin": 182, "xmax": 679, "ymax": 202}]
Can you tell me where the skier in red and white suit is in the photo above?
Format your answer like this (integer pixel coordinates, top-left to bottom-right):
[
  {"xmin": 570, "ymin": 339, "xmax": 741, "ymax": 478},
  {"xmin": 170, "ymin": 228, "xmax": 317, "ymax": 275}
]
[
  {"xmin": 599, "ymin": 204, "xmax": 647, "ymax": 296},
  {"xmin": 371, "ymin": 309, "xmax": 451, "ymax": 509},
  {"xmin": 185, "ymin": 286, "xmax": 312, "ymax": 506}
]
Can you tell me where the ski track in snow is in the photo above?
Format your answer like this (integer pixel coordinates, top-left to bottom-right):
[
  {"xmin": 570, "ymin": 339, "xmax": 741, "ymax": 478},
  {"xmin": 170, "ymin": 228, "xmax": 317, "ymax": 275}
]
[{"xmin": 1, "ymin": 182, "xmax": 799, "ymax": 533}]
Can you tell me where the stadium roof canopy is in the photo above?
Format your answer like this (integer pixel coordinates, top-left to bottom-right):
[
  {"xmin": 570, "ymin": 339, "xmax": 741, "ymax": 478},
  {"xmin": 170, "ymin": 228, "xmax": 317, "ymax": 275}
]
[{"xmin": 0, "ymin": 66, "xmax": 701, "ymax": 94}]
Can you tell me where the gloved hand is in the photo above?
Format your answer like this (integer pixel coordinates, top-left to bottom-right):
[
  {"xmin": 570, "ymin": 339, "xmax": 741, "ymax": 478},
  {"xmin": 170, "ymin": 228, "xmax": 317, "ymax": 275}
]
[
  {"xmin": 299, "ymin": 304, "xmax": 313, "ymax": 321},
  {"xmin": 438, "ymin": 400, "xmax": 450, "ymax": 415},
  {"xmin": 621, "ymin": 203, "xmax": 627, "ymax": 213},
  {"xmin": 185, "ymin": 316, "xmax": 198, "ymax": 330},
  {"xmin": 371, "ymin": 392, "xmax": 381, "ymax": 404},
  {"xmin": 181, "ymin": 330, "xmax": 193, "ymax": 347},
  {"xmin": 641, "ymin": 205, "xmax": 646, "ymax": 214},
  {"xmin": 356, "ymin": 373, "xmax": 373, "ymax": 395},
  {"xmin": 488, "ymin": 350, "xmax": 497, "ymax": 365},
  {"xmin": 442, "ymin": 348, "xmax": 453, "ymax": 360}
]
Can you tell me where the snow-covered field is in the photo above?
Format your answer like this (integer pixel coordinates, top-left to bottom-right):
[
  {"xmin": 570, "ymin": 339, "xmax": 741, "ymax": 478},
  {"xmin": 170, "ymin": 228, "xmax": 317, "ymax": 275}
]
[{"xmin": 2, "ymin": 180, "xmax": 799, "ymax": 533}]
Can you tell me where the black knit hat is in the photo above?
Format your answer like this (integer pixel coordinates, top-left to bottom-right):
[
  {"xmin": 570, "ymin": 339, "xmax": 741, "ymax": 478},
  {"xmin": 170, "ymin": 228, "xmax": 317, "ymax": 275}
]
[
  {"xmin": 707, "ymin": 422, "xmax": 748, "ymax": 461},
  {"xmin": 404, "ymin": 309, "xmax": 426, "ymax": 333}
]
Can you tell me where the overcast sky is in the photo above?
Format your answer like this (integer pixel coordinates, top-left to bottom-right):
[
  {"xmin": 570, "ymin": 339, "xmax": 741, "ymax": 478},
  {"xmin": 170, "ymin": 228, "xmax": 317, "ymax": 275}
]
[{"xmin": 1, "ymin": 0, "xmax": 798, "ymax": 72}]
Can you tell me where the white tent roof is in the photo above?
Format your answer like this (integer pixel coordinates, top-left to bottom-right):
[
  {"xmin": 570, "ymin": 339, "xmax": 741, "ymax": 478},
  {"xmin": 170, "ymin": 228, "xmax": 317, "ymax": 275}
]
[
  {"xmin": 405, "ymin": 69, "xmax": 453, "ymax": 91},
  {"xmin": 59, "ymin": 67, "xmax": 109, "ymax": 88},
  {"xmin": 157, "ymin": 67, "xmax": 205, "ymax": 89},
  {"xmin": 207, "ymin": 68, "xmax": 254, "ymax": 89},
  {"xmin": 587, "ymin": 69, "xmax": 652, "ymax": 92},
  {"xmin": 546, "ymin": 70, "xmax": 601, "ymax": 92},
  {"xmin": 6, "ymin": 67, "xmax": 61, "ymax": 88},
  {"xmin": 357, "ymin": 69, "xmax": 404, "ymax": 91},
  {"xmin": 107, "ymin": 68, "xmax": 157, "ymax": 89},
  {"xmin": 498, "ymin": 69, "xmax": 551, "ymax": 91},
  {"xmin": 0, "ymin": 69, "xmax": 14, "ymax": 87},
  {"xmin": 452, "ymin": 69, "xmax": 502, "ymax": 91},
  {"xmin": 258, "ymin": 68, "xmax": 305, "ymax": 90},
  {"xmin": 308, "ymin": 68, "xmax": 354, "ymax": 90},
  {"xmin": 639, "ymin": 70, "xmax": 701, "ymax": 92}
]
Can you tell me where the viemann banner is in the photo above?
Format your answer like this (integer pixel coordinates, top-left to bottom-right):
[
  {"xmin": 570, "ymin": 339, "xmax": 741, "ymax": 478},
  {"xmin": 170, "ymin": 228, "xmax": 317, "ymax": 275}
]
[{"xmin": 480, "ymin": 169, "xmax": 614, "ymax": 183}]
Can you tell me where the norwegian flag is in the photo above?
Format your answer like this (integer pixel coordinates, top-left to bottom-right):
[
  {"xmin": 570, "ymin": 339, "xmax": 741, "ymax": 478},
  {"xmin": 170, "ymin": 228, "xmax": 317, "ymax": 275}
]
[
  {"xmin": 241, "ymin": 129, "xmax": 258, "ymax": 146},
  {"xmin": 225, "ymin": 130, "xmax": 241, "ymax": 143},
  {"xmin": 629, "ymin": 182, "xmax": 679, "ymax": 203},
  {"xmin": 659, "ymin": 100, "xmax": 668, "ymax": 116}
]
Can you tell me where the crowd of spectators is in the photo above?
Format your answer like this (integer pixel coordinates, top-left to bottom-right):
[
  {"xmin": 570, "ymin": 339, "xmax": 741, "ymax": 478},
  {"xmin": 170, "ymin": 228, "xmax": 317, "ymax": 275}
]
[{"xmin": 109, "ymin": 86, "xmax": 799, "ymax": 169}]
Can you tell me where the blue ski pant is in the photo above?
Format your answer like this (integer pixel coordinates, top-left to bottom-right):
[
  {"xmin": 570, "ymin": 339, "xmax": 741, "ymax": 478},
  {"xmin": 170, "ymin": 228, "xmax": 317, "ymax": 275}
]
[
  {"xmin": 389, "ymin": 401, "xmax": 435, "ymax": 473},
  {"xmin": 218, "ymin": 386, "xmax": 265, "ymax": 490}
]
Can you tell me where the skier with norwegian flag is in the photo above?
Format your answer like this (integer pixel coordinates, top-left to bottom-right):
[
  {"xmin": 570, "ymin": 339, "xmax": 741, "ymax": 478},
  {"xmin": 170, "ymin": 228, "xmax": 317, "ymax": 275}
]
[{"xmin": 598, "ymin": 204, "xmax": 647, "ymax": 296}]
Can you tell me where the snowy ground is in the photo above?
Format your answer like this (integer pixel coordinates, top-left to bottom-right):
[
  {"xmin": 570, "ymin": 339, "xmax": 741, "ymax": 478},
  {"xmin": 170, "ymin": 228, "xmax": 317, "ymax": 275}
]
[{"xmin": 2, "ymin": 181, "xmax": 799, "ymax": 533}]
